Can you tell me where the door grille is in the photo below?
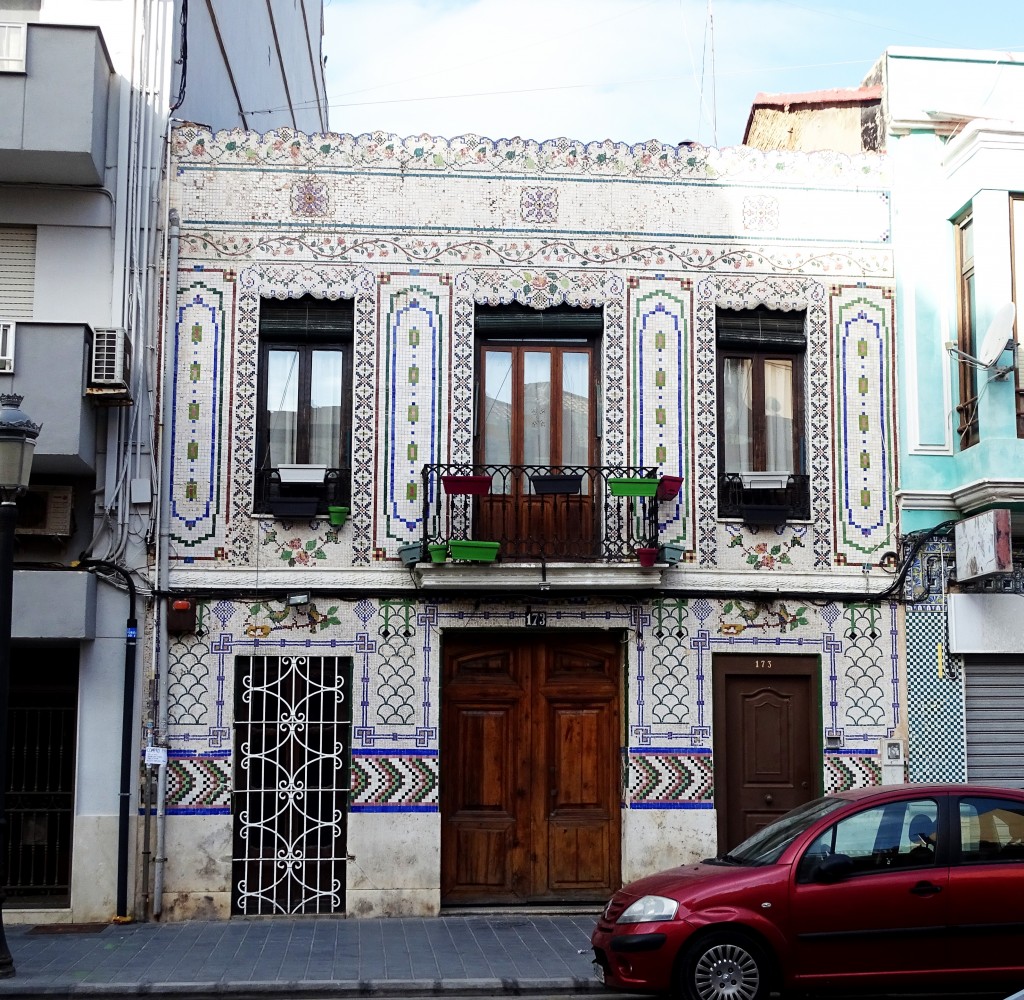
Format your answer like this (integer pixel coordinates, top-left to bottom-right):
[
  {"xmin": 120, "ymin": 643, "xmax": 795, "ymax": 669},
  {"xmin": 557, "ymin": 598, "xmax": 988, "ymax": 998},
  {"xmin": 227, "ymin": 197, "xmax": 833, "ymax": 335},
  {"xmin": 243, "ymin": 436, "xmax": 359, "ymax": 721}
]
[{"xmin": 232, "ymin": 655, "xmax": 352, "ymax": 915}]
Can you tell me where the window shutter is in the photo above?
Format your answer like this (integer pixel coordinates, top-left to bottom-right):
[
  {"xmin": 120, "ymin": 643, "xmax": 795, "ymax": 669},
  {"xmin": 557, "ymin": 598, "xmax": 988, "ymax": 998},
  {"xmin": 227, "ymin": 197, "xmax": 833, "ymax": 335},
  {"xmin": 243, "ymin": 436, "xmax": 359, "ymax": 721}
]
[
  {"xmin": 0, "ymin": 227, "xmax": 36, "ymax": 320},
  {"xmin": 716, "ymin": 306, "xmax": 806, "ymax": 349}
]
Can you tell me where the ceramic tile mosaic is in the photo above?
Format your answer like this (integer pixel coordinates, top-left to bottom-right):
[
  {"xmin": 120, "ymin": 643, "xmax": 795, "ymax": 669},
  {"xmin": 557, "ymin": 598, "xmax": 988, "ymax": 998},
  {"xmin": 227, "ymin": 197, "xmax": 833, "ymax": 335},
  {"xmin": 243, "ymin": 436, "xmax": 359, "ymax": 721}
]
[{"xmin": 161, "ymin": 124, "xmax": 903, "ymax": 893}]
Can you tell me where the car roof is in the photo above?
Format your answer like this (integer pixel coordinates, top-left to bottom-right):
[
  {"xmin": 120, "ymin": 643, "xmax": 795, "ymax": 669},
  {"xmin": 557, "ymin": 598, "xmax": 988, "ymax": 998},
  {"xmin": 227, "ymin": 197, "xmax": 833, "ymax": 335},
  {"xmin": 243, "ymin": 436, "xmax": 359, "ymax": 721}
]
[{"xmin": 831, "ymin": 782, "xmax": 1024, "ymax": 803}]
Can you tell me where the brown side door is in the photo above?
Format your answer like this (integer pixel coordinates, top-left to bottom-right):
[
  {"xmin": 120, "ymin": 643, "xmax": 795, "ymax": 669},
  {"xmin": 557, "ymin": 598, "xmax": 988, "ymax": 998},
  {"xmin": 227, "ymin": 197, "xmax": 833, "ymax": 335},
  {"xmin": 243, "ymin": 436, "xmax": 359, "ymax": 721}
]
[
  {"xmin": 713, "ymin": 653, "xmax": 819, "ymax": 852},
  {"xmin": 441, "ymin": 632, "xmax": 621, "ymax": 904}
]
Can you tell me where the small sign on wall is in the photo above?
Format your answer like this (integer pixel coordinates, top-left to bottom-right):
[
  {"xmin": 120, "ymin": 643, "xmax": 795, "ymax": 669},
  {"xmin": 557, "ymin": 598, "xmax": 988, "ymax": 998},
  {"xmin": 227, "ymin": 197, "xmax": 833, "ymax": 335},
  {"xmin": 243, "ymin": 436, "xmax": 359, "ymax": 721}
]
[{"xmin": 954, "ymin": 509, "xmax": 1012, "ymax": 582}]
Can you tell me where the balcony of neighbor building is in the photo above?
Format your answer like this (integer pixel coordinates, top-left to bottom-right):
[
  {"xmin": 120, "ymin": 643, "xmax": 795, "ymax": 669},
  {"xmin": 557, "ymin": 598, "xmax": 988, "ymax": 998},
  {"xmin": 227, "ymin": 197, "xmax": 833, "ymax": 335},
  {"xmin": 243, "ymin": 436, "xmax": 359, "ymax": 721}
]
[{"xmin": 0, "ymin": 22, "xmax": 114, "ymax": 185}]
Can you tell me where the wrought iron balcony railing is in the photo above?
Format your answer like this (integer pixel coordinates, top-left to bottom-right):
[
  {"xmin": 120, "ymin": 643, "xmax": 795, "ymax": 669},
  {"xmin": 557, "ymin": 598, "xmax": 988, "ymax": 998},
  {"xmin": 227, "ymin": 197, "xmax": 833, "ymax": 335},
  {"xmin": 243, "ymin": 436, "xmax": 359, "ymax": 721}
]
[
  {"xmin": 420, "ymin": 464, "xmax": 666, "ymax": 563},
  {"xmin": 254, "ymin": 466, "xmax": 351, "ymax": 517},
  {"xmin": 717, "ymin": 471, "xmax": 811, "ymax": 524}
]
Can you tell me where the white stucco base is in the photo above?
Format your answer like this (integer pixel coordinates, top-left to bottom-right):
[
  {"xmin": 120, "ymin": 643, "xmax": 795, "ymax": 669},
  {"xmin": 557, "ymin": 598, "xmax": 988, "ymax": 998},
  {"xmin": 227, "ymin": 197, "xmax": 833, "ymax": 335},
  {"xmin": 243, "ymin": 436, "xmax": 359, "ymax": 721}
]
[
  {"xmin": 621, "ymin": 806, "xmax": 719, "ymax": 885},
  {"xmin": 156, "ymin": 814, "xmax": 233, "ymax": 921},
  {"xmin": 346, "ymin": 811, "xmax": 441, "ymax": 917}
]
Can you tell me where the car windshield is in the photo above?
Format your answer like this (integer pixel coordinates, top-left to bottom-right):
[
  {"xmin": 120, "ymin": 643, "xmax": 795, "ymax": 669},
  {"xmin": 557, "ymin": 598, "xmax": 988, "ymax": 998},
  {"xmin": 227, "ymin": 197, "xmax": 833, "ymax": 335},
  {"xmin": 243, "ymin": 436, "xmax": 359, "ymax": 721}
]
[{"xmin": 723, "ymin": 796, "xmax": 847, "ymax": 866}]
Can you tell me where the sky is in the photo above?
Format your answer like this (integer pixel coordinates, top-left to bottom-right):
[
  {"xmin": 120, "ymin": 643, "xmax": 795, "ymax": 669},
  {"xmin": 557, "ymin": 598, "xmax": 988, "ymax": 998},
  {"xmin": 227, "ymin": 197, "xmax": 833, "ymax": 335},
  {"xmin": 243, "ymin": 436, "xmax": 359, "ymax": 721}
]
[{"xmin": 320, "ymin": 0, "xmax": 1022, "ymax": 148}]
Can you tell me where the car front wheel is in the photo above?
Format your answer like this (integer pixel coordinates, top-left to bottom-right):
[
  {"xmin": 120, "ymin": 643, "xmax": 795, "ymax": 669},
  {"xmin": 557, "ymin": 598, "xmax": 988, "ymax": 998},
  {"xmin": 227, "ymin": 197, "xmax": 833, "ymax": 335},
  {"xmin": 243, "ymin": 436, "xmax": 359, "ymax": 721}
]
[{"xmin": 676, "ymin": 930, "xmax": 772, "ymax": 1000}]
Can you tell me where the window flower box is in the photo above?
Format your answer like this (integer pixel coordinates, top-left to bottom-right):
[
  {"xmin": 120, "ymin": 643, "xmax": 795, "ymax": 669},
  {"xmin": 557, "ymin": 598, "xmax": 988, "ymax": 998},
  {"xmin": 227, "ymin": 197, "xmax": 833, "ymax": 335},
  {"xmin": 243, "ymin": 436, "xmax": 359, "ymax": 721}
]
[
  {"xmin": 740, "ymin": 503, "xmax": 789, "ymax": 526},
  {"xmin": 269, "ymin": 497, "xmax": 319, "ymax": 519},
  {"xmin": 739, "ymin": 471, "xmax": 791, "ymax": 490},
  {"xmin": 530, "ymin": 473, "xmax": 583, "ymax": 495},
  {"xmin": 609, "ymin": 477, "xmax": 659, "ymax": 497},
  {"xmin": 441, "ymin": 474, "xmax": 492, "ymax": 495},
  {"xmin": 656, "ymin": 475, "xmax": 683, "ymax": 500},
  {"xmin": 398, "ymin": 543, "xmax": 424, "ymax": 566},
  {"xmin": 277, "ymin": 463, "xmax": 328, "ymax": 485},
  {"xmin": 448, "ymin": 540, "xmax": 500, "ymax": 562},
  {"xmin": 659, "ymin": 543, "xmax": 685, "ymax": 565}
]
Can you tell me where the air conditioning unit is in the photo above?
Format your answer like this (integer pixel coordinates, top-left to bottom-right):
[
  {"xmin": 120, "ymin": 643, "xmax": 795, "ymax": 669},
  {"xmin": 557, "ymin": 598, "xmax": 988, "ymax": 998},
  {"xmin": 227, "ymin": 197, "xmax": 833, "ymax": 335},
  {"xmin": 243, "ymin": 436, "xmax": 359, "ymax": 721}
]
[
  {"xmin": 14, "ymin": 485, "xmax": 74, "ymax": 537},
  {"xmin": 0, "ymin": 321, "xmax": 14, "ymax": 373},
  {"xmin": 87, "ymin": 326, "xmax": 133, "ymax": 403}
]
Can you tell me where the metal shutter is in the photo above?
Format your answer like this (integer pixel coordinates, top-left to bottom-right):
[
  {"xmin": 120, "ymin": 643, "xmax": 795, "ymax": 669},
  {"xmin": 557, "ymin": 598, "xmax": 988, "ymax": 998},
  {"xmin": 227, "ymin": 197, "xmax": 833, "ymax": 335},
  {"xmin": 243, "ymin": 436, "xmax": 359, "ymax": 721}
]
[
  {"xmin": 965, "ymin": 655, "xmax": 1024, "ymax": 787},
  {"xmin": 0, "ymin": 226, "xmax": 36, "ymax": 320}
]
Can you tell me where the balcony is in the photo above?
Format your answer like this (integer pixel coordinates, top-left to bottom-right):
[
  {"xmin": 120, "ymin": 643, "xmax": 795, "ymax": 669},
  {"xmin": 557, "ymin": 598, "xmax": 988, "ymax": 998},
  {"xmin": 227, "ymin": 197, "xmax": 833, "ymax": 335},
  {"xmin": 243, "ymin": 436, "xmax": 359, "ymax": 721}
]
[
  {"xmin": 254, "ymin": 466, "xmax": 350, "ymax": 518},
  {"xmin": 416, "ymin": 464, "xmax": 672, "ymax": 587},
  {"xmin": 0, "ymin": 23, "xmax": 113, "ymax": 185},
  {"xmin": 718, "ymin": 472, "xmax": 811, "ymax": 525}
]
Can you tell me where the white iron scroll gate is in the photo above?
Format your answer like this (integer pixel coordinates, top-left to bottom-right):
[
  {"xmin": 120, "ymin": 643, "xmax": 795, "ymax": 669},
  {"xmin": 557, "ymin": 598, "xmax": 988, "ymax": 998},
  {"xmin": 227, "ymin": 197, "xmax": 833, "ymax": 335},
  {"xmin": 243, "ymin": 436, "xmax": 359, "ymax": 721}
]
[{"xmin": 232, "ymin": 654, "xmax": 353, "ymax": 915}]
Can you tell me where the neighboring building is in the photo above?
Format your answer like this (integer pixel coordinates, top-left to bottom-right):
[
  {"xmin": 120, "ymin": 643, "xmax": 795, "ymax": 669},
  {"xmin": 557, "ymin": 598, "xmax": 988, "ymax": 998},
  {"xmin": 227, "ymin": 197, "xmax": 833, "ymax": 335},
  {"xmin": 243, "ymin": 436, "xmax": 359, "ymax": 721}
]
[
  {"xmin": 743, "ymin": 85, "xmax": 882, "ymax": 153},
  {"xmin": 158, "ymin": 126, "xmax": 901, "ymax": 918},
  {"xmin": 0, "ymin": 0, "xmax": 326, "ymax": 923},
  {"xmin": 745, "ymin": 46, "xmax": 1024, "ymax": 791},
  {"xmin": 875, "ymin": 49, "xmax": 1024, "ymax": 788}
]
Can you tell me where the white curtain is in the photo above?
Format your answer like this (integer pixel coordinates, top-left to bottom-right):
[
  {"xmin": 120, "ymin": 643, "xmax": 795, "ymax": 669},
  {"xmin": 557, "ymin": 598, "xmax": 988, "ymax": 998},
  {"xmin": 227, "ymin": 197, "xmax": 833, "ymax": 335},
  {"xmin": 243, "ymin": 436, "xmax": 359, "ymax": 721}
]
[
  {"xmin": 723, "ymin": 358, "xmax": 752, "ymax": 471},
  {"xmin": 764, "ymin": 359, "xmax": 793, "ymax": 472}
]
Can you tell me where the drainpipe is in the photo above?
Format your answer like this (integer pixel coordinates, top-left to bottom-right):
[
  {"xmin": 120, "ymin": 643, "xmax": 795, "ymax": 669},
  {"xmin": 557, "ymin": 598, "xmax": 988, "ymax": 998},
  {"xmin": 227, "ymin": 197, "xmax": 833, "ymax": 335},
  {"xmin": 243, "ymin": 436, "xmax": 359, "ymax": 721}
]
[
  {"xmin": 152, "ymin": 207, "xmax": 180, "ymax": 919},
  {"xmin": 73, "ymin": 559, "xmax": 137, "ymax": 921}
]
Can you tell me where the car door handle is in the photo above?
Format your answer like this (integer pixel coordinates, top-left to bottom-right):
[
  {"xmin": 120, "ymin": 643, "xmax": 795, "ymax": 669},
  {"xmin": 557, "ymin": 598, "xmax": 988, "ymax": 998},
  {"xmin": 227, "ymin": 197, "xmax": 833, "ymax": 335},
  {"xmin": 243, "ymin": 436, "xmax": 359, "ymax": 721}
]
[{"xmin": 910, "ymin": 881, "xmax": 942, "ymax": 896}]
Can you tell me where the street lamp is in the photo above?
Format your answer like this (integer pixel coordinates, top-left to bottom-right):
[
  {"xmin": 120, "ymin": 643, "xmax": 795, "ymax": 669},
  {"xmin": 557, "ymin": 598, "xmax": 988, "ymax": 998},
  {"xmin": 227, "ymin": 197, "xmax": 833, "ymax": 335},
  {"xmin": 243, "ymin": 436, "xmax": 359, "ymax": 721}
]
[{"xmin": 0, "ymin": 393, "xmax": 41, "ymax": 978}]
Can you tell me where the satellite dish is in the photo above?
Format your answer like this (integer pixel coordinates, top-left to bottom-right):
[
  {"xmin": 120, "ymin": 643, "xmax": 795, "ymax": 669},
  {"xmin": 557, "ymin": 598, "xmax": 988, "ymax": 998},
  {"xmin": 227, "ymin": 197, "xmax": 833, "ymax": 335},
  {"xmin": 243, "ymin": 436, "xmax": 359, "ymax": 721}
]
[{"xmin": 977, "ymin": 302, "xmax": 1017, "ymax": 368}]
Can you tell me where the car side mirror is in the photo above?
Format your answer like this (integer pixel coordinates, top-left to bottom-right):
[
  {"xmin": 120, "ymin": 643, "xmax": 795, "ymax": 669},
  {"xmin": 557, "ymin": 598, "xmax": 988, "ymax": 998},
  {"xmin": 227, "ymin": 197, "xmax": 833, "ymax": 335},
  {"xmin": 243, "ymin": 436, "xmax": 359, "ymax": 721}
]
[{"xmin": 814, "ymin": 853, "xmax": 854, "ymax": 884}]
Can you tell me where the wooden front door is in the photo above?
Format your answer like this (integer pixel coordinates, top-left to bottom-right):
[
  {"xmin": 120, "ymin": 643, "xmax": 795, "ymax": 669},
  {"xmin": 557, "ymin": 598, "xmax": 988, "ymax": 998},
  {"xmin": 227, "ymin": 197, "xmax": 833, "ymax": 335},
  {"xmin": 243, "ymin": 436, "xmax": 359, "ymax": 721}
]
[
  {"xmin": 441, "ymin": 632, "xmax": 621, "ymax": 905},
  {"xmin": 713, "ymin": 654, "xmax": 819, "ymax": 852}
]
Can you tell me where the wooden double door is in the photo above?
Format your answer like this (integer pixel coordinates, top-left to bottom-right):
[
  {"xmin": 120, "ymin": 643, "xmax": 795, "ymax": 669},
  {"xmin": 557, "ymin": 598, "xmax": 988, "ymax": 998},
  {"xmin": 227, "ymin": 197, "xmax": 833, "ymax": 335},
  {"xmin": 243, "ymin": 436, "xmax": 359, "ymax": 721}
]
[{"xmin": 441, "ymin": 633, "xmax": 621, "ymax": 905}]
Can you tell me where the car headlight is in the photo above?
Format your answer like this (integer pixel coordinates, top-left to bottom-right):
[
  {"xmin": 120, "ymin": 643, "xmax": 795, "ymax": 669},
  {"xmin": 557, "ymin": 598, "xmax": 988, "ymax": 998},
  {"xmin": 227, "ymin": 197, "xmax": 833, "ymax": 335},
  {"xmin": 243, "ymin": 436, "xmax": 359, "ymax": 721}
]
[{"xmin": 616, "ymin": 894, "xmax": 678, "ymax": 923}]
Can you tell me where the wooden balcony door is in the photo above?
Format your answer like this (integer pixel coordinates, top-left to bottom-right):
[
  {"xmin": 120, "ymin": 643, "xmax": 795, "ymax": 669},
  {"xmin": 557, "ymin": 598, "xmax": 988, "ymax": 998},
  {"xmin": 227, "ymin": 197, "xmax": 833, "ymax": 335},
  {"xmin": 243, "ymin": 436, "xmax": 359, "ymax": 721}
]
[
  {"xmin": 441, "ymin": 632, "xmax": 621, "ymax": 905},
  {"xmin": 476, "ymin": 337, "xmax": 599, "ymax": 558}
]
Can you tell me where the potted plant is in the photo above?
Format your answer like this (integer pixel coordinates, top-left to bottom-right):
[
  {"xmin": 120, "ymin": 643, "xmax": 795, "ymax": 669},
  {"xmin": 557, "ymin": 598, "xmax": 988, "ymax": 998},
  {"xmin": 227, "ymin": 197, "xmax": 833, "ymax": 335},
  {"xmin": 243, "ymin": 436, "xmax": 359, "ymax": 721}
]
[
  {"xmin": 656, "ymin": 475, "xmax": 683, "ymax": 500},
  {"xmin": 609, "ymin": 476, "xmax": 659, "ymax": 497},
  {"xmin": 398, "ymin": 543, "xmax": 423, "ymax": 566},
  {"xmin": 449, "ymin": 540, "xmax": 500, "ymax": 562},
  {"xmin": 276, "ymin": 463, "xmax": 328, "ymax": 485},
  {"xmin": 659, "ymin": 543, "xmax": 685, "ymax": 565},
  {"xmin": 635, "ymin": 546, "xmax": 659, "ymax": 567},
  {"xmin": 269, "ymin": 497, "xmax": 319, "ymax": 518},
  {"xmin": 441, "ymin": 473, "xmax": 492, "ymax": 495},
  {"xmin": 530, "ymin": 473, "xmax": 584, "ymax": 495}
]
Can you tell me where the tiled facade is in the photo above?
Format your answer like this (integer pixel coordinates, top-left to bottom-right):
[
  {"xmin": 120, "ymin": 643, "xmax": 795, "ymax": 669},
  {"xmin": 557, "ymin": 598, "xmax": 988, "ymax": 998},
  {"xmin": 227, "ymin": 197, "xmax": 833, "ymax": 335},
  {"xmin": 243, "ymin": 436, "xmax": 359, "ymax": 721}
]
[{"xmin": 160, "ymin": 127, "xmax": 902, "ymax": 918}]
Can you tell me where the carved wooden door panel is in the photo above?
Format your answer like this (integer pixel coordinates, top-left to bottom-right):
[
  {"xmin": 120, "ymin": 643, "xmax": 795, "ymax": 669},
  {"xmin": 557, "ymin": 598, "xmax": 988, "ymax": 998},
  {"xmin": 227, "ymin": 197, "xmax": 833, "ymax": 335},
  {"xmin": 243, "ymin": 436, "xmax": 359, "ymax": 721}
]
[{"xmin": 442, "ymin": 633, "xmax": 620, "ymax": 904}]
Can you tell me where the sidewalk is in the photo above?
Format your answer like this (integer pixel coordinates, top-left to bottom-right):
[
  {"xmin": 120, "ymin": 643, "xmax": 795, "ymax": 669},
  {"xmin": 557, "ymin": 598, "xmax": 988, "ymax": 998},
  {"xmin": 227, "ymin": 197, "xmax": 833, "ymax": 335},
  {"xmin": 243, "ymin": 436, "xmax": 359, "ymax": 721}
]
[{"xmin": 0, "ymin": 913, "xmax": 604, "ymax": 998}]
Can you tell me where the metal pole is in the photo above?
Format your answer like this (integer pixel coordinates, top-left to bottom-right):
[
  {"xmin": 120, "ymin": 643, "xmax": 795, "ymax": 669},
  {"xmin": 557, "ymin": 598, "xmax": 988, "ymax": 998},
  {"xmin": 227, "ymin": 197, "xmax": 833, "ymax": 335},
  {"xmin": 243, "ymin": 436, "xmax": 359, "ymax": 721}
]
[{"xmin": 0, "ymin": 502, "xmax": 19, "ymax": 977}]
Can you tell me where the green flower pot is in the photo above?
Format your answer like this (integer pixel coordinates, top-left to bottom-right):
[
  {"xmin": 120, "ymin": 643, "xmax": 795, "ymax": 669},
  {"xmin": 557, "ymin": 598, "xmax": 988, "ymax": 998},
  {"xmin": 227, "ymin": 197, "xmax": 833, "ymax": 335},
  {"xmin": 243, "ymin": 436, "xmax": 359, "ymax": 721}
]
[
  {"xmin": 328, "ymin": 505, "xmax": 349, "ymax": 527},
  {"xmin": 428, "ymin": 543, "xmax": 448, "ymax": 563}
]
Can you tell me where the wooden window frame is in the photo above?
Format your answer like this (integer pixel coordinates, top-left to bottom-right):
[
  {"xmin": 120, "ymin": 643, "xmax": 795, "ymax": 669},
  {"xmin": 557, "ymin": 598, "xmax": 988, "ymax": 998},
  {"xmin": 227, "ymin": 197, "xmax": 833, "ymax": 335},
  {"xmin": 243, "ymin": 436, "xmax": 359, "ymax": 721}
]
[
  {"xmin": 715, "ymin": 308, "xmax": 807, "ymax": 475},
  {"xmin": 255, "ymin": 297, "xmax": 354, "ymax": 471},
  {"xmin": 954, "ymin": 209, "xmax": 979, "ymax": 449}
]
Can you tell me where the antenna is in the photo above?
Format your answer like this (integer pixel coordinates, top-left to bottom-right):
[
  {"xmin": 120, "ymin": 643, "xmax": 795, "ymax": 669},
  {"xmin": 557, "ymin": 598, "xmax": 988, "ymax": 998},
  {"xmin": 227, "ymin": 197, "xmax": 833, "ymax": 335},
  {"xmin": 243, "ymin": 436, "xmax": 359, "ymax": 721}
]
[
  {"xmin": 946, "ymin": 302, "xmax": 1017, "ymax": 380},
  {"xmin": 977, "ymin": 301, "xmax": 1016, "ymax": 369}
]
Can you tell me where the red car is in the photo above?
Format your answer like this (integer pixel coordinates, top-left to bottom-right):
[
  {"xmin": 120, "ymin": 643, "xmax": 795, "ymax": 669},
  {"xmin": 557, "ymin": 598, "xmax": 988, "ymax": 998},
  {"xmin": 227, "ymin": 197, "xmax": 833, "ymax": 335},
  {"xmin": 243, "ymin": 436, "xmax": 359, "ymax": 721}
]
[{"xmin": 591, "ymin": 783, "xmax": 1024, "ymax": 1000}]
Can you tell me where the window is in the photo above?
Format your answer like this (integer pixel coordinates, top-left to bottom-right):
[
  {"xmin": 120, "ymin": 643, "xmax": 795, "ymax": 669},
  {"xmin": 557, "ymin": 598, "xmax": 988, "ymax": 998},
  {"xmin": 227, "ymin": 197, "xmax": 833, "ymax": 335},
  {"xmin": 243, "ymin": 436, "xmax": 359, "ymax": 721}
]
[
  {"xmin": 0, "ymin": 23, "xmax": 26, "ymax": 73},
  {"xmin": 476, "ymin": 304, "xmax": 600, "ymax": 476},
  {"xmin": 796, "ymin": 798, "xmax": 939, "ymax": 882},
  {"xmin": 473, "ymin": 304, "xmax": 603, "ymax": 559},
  {"xmin": 255, "ymin": 296, "xmax": 353, "ymax": 511},
  {"xmin": 955, "ymin": 210, "xmax": 978, "ymax": 448},
  {"xmin": 0, "ymin": 321, "xmax": 14, "ymax": 373},
  {"xmin": 716, "ymin": 307, "xmax": 808, "ymax": 519},
  {"xmin": 1011, "ymin": 196, "xmax": 1024, "ymax": 437},
  {"xmin": 957, "ymin": 796, "xmax": 1024, "ymax": 864}
]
